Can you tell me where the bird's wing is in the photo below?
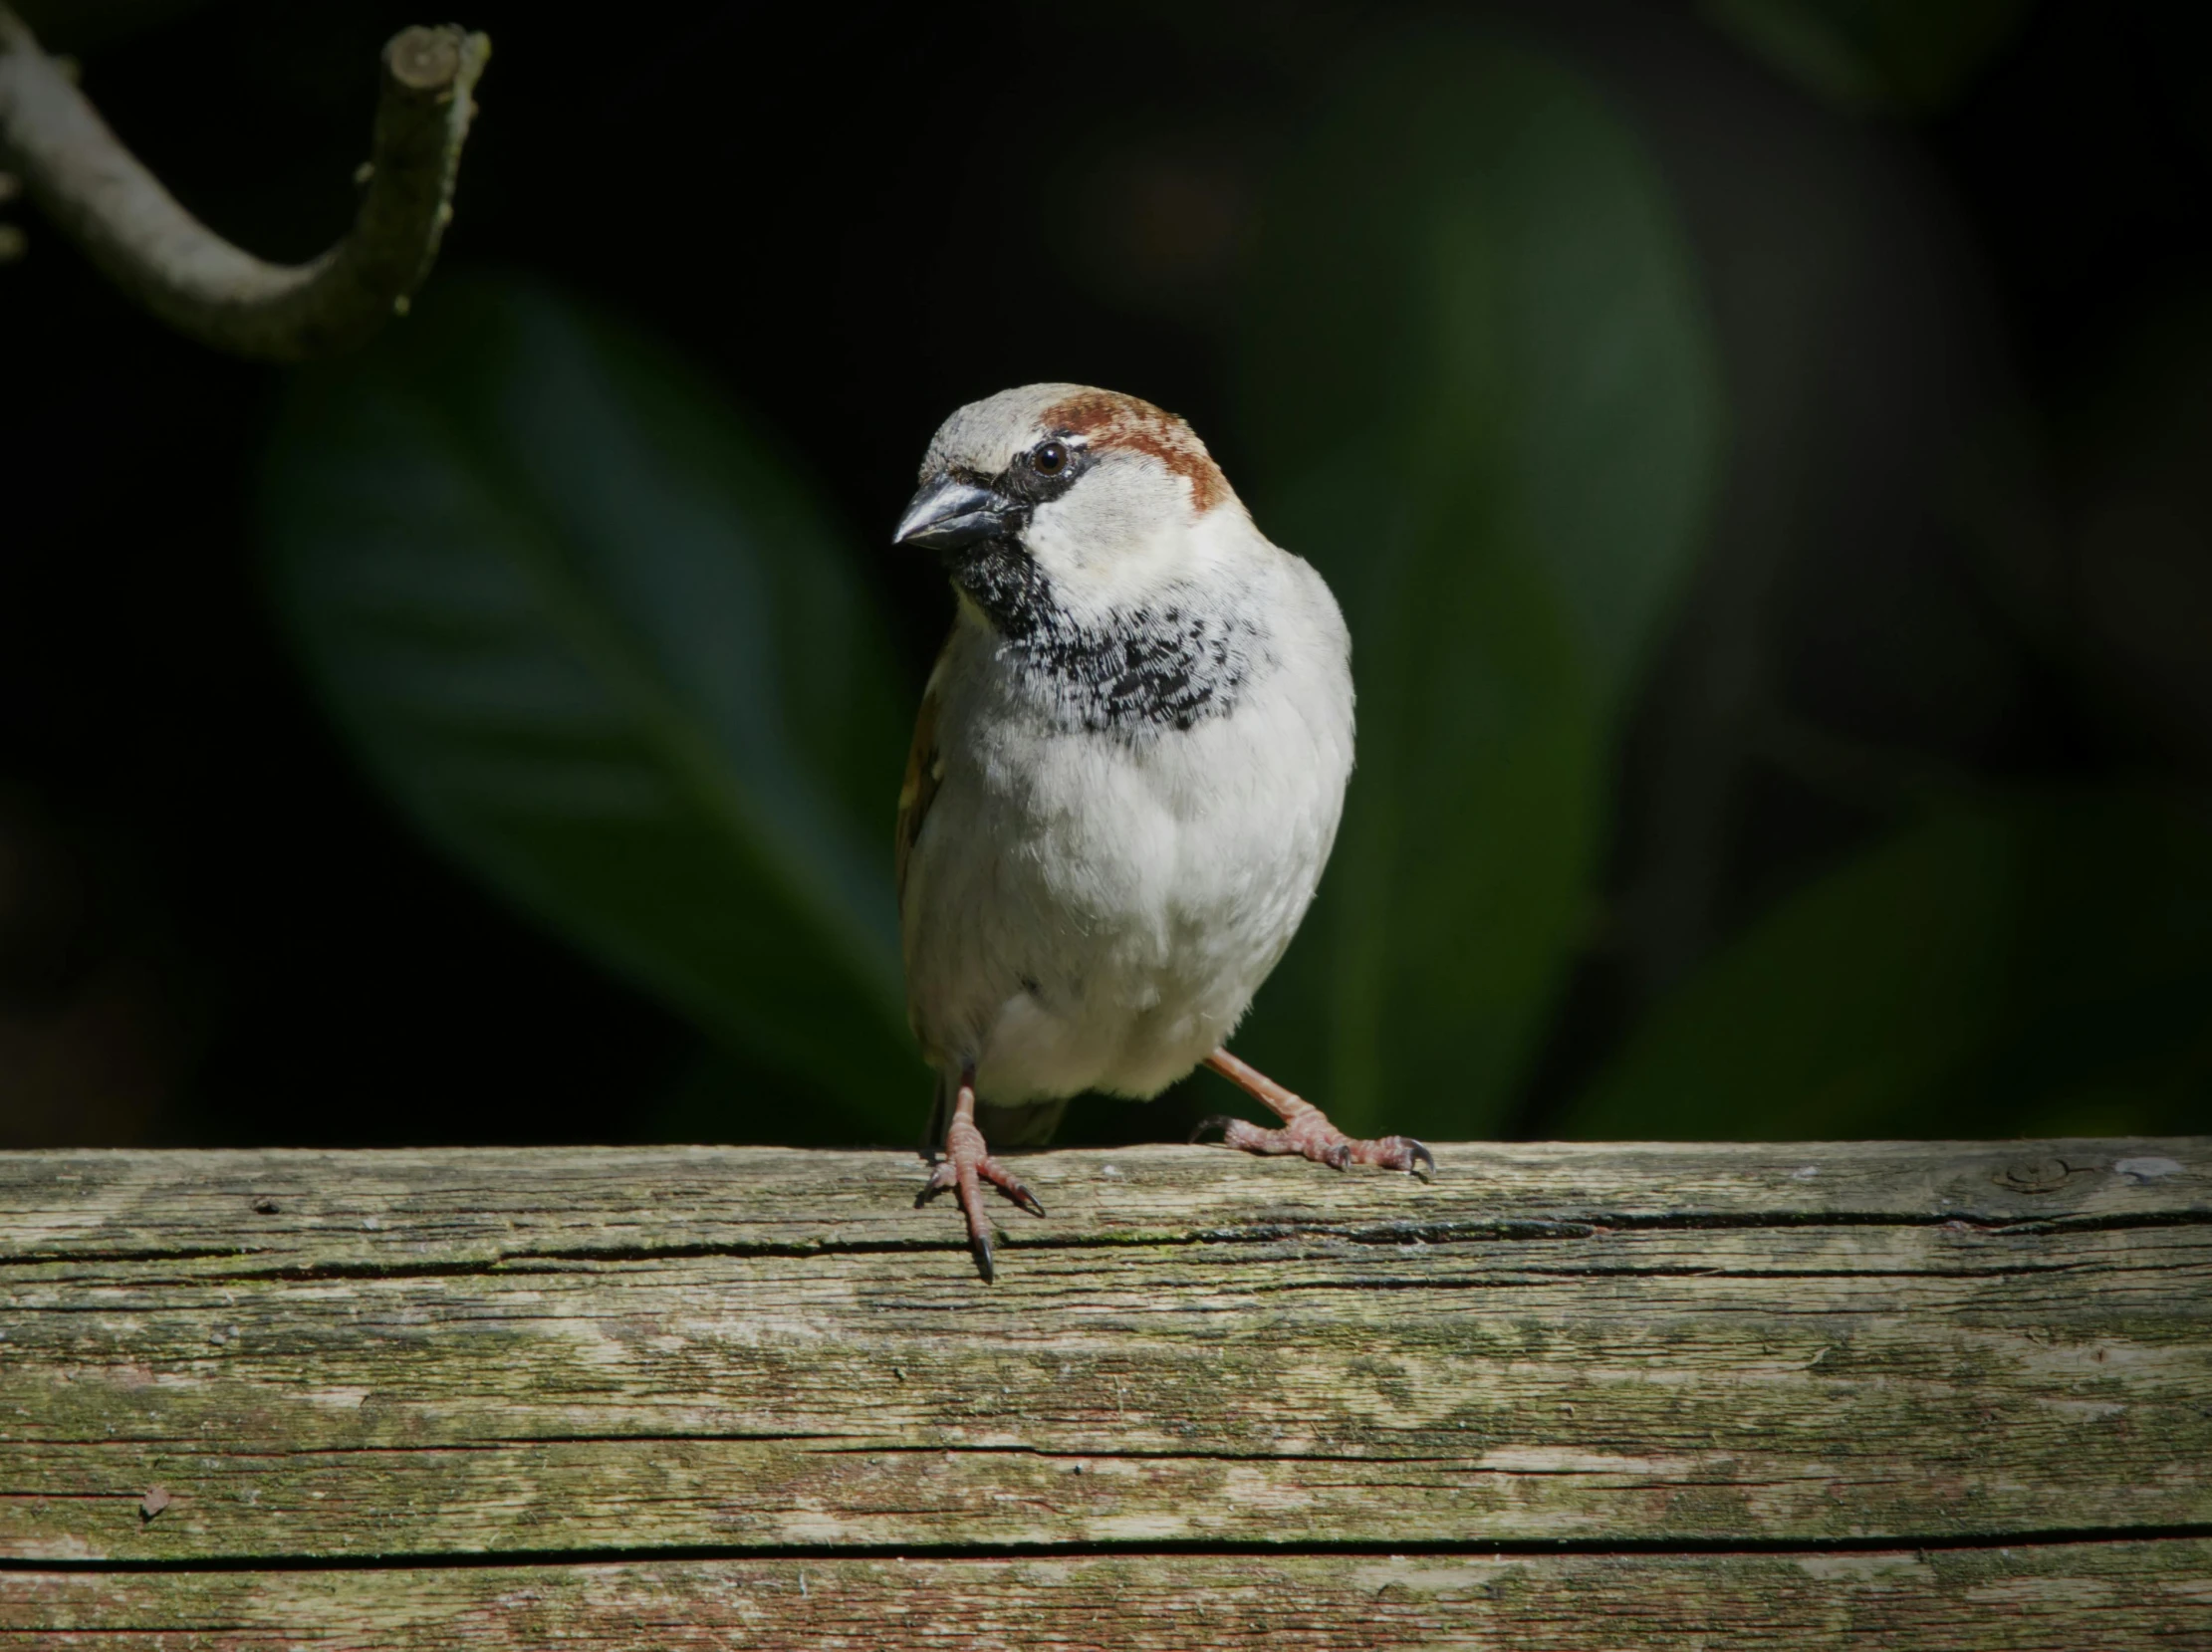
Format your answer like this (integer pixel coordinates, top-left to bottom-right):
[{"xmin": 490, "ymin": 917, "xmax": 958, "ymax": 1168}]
[{"xmin": 894, "ymin": 648, "xmax": 947, "ymax": 913}]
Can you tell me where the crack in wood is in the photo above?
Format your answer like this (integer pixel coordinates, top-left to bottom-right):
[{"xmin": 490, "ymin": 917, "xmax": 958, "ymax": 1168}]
[
  {"xmin": 8, "ymin": 1522, "xmax": 2212, "ymax": 1576},
  {"xmin": 5, "ymin": 1206, "xmax": 2206, "ymax": 1281},
  {"xmin": 4, "ymin": 1138, "xmax": 2205, "ymax": 1637}
]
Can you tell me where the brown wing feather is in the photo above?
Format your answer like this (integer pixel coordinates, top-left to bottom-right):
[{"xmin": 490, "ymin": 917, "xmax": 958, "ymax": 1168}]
[{"xmin": 894, "ymin": 650, "xmax": 948, "ymax": 913}]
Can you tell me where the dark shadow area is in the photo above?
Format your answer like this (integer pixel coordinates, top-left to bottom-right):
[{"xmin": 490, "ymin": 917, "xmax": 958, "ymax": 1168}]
[{"xmin": 3, "ymin": 0, "xmax": 2208, "ymax": 1149}]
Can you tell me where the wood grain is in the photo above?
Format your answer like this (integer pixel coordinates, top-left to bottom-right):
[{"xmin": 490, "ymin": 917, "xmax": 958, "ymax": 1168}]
[
  {"xmin": 2, "ymin": 1139, "xmax": 2207, "ymax": 1646},
  {"xmin": 7, "ymin": 1544, "xmax": 2212, "ymax": 1649}
]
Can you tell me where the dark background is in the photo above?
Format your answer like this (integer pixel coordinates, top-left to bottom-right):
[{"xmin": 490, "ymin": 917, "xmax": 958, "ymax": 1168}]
[{"xmin": 4, "ymin": 0, "xmax": 2209, "ymax": 1150}]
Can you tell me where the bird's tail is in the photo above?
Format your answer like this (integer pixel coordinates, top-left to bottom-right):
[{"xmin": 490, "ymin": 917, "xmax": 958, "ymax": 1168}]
[{"xmin": 979, "ymin": 1096, "xmax": 1070, "ymax": 1147}]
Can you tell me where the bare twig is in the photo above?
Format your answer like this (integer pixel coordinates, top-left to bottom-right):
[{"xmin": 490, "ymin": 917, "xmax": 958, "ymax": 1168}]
[{"xmin": 0, "ymin": 5, "xmax": 488, "ymax": 360}]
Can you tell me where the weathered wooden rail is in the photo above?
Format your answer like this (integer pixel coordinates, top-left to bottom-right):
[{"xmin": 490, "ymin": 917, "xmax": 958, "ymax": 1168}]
[{"xmin": 2, "ymin": 1138, "xmax": 2208, "ymax": 1647}]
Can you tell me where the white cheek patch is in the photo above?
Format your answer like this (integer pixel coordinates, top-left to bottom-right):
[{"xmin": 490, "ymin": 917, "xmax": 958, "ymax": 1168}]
[{"xmin": 1024, "ymin": 464, "xmax": 1204, "ymax": 622}]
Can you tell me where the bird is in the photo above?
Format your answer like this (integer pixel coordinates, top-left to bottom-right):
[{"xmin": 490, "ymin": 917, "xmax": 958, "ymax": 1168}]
[{"xmin": 892, "ymin": 383, "xmax": 1432, "ymax": 1279}]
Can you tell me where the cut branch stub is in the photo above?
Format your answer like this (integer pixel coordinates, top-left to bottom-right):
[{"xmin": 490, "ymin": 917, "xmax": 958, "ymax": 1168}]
[{"xmin": 0, "ymin": 6, "xmax": 488, "ymax": 360}]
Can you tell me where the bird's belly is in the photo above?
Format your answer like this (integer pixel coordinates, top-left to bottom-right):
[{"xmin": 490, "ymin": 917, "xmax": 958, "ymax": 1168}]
[
  {"xmin": 906, "ymin": 687, "xmax": 1348, "ymax": 1104},
  {"xmin": 977, "ymin": 849, "xmax": 1270, "ymax": 1102}
]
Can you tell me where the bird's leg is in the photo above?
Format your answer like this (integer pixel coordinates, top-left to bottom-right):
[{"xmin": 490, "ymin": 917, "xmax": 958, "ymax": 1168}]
[
  {"xmin": 1192, "ymin": 1048, "xmax": 1435, "ymax": 1180},
  {"xmin": 916, "ymin": 1063, "xmax": 1045, "ymax": 1282}
]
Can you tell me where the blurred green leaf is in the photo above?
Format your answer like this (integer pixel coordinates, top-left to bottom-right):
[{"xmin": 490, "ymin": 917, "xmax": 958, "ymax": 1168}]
[
  {"xmin": 1232, "ymin": 31, "xmax": 1723, "ymax": 1140},
  {"xmin": 1699, "ymin": 0, "xmax": 2029, "ymax": 116},
  {"xmin": 1567, "ymin": 794, "xmax": 2212, "ymax": 1140},
  {"xmin": 260, "ymin": 274, "xmax": 921, "ymax": 1135}
]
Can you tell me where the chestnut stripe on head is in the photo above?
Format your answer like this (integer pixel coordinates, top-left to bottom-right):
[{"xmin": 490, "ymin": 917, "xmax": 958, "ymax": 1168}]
[{"xmin": 1043, "ymin": 389, "xmax": 1231, "ymax": 515}]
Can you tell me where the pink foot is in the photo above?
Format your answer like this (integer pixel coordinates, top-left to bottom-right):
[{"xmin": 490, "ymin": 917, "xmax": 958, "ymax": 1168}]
[
  {"xmin": 917, "ymin": 1104, "xmax": 1045, "ymax": 1282},
  {"xmin": 1192, "ymin": 1110, "xmax": 1435, "ymax": 1179},
  {"xmin": 1193, "ymin": 1049, "xmax": 1433, "ymax": 1181}
]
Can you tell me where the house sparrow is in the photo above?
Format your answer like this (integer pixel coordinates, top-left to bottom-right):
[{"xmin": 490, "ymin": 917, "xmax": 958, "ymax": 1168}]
[{"xmin": 894, "ymin": 384, "xmax": 1432, "ymax": 1279}]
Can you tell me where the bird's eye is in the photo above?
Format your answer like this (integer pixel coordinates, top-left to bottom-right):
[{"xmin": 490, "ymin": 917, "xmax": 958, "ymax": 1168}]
[{"xmin": 1032, "ymin": 440, "xmax": 1070, "ymax": 476}]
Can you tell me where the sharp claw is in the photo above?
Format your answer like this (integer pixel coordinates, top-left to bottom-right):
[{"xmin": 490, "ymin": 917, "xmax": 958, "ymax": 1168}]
[
  {"xmin": 918, "ymin": 1140, "xmax": 1041, "ymax": 1275},
  {"xmin": 1407, "ymin": 1140, "xmax": 1437, "ymax": 1181},
  {"xmin": 973, "ymin": 1157, "xmax": 1047, "ymax": 1218},
  {"xmin": 1190, "ymin": 1114, "xmax": 1236, "ymax": 1145}
]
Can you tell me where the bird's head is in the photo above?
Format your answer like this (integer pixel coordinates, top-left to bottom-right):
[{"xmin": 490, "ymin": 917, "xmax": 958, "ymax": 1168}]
[{"xmin": 893, "ymin": 383, "xmax": 1243, "ymax": 633}]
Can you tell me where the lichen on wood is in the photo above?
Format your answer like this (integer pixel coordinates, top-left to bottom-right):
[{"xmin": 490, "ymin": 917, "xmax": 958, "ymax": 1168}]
[
  {"xmin": 0, "ymin": 1137, "xmax": 2206, "ymax": 1646},
  {"xmin": 11, "ymin": 1542, "xmax": 2212, "ymax": 1650}
]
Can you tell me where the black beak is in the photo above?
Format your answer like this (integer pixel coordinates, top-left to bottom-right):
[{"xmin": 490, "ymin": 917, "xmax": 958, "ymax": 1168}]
[{"xmin": 893, "ymin": 476, "xmax": 1024, "ymax": 552}]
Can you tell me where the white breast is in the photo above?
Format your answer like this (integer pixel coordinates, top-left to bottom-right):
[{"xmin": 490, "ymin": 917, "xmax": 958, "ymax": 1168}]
[{"xmin": 901, "ymin": 550, "xmax": 1353, "ymax": 1105}]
